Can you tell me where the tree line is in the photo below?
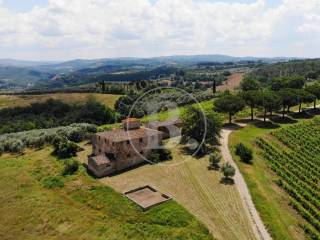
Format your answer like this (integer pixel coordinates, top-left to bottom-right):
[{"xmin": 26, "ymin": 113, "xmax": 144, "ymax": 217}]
[
  {"xmin": 214, "ymin": 76, "xmax": 320, "ymax": 123},
  {"xmin": 248, "ymin": 59, "xmax": 320, "ymax": 85},
  {"xmin": 0, "ymin": 98, "xmax": 115, "ymax": 134}
]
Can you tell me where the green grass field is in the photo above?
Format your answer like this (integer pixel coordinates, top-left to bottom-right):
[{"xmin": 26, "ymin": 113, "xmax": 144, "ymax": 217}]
[
  {"xmin": 77, "ymin": 142, "xmax": 258, "ymax": 240},
  {"xmin": 0, "ymin": 93, "xmax": 121, "ymax": 110},
  {"xmin": 0, "ymin": 147, "xmax": 212, "ymax": 240},
  {"xmin": 229, "ymin": 120, "xmax": 309, "ymax": 240}
]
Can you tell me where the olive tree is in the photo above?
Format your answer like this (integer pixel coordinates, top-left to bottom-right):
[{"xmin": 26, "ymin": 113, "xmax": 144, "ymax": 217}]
[
  {"xmin": 209, "ymin": 151, "xmax": 222, "ymax": 170},
  {"xmin": 221, "ymin": 163, "xmax": 236, "ymax": 182}
]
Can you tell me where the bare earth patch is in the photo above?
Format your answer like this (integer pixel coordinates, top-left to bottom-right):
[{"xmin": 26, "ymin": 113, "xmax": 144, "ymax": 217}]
[{"xmin": 217, "ymin": 72, "xmax": 244, "ymax": 92}]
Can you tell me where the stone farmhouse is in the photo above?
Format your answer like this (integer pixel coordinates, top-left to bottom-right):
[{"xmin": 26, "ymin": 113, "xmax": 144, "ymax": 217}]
[{"xmin": 88, "ymin": 118, "xmax": 181, "ymax": 177}]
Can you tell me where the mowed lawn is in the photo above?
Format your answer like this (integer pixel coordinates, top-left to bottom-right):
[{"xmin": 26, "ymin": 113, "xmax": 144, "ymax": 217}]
[
  {"xmin": 229, "ymin": 121, "xmax": 307, "ymax": 240},
  {"xmin": 78, "ymin": 144, "xmax": 257, "ymax": 240},
  {"xmin": 0, "ymin": 147, "xmax": 213, "ymax": 240},
  {"xmin": 0, "ymin": 93, "xmax": 121, "ymax": 110}
]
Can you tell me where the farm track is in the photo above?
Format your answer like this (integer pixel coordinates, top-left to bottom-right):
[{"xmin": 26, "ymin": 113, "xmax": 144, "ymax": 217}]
[{"xmin": 220, "ymin": 124, "xmax": 272, "ymax": 240}]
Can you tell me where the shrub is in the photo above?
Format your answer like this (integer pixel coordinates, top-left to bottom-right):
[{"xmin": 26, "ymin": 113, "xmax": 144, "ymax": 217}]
[
  {"xmin": 62, "ymin": 158, "xmax": 79, "ymax": 176},
  {"xmin": 221, "ymin": 163, "xmax": 236, "ymax": 179},
  {"xmin": 27, "ymin": 136, "xmax": 46, "ymax": 149},
  {"xmin": 65, "ymin": 128, "xmax": 86, "ymax": 143},
  {"xmin": 209, "ymin": 151, "xmax": 222, "ymax": 170},
  {"xmin": 53, "ymin": 137, "xmax": 80, "ymax": 159},
  {"xmin": 41, "ymin": 176, "xmax": 64, "ymax": 189},
  {"xmin": 148, "ymin": 151, "xmax": 160, "ymax": 163},
  {"xmin": 8, "ymin": 140, "xmax": 25, "ymax": 154},
  {"xmin": 148, "ymin": 148, "xmax": 172, "ymax": 163},
  {"xmin": 158, "ymin": 148, "xmax": 173, "ymax": 161},
  {"xmin": 235, "ymin": 143, "xmax": 253, "ymax": 164}
]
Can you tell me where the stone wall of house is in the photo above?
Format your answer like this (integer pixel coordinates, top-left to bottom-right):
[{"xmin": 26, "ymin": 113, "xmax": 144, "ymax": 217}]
[
  {"xmin": 88, "ymin": 157, "xmax": 115, "ymax": 177},
  {"xmin": 91, "ymin": 133, "xmax": 163, "ymax": 174}
]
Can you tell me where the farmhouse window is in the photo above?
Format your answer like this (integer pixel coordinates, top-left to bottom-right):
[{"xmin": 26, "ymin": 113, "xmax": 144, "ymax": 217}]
[
  {"xmin": 139, "ymin": 138, "xmax": 143, "ymax": 143},
  {"xmin": 127, "ymin": 140, "xmax": 130, "ymax": 145}
]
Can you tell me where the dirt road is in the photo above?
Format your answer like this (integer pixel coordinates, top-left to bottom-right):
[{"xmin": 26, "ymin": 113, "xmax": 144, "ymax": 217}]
[{"xmin": 220, "ymin": 124, "xmax": 272, "ymax": 240}]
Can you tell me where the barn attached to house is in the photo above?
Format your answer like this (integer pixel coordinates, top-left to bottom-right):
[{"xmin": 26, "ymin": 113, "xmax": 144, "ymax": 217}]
[{"xmin": 146, "ymin": 118, "xmax": 183, "ymax": 139}]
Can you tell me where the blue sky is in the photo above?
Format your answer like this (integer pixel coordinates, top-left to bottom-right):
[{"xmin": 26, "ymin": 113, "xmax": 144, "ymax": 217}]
[
  {"xmin": 2, "ymin": 0, "xmax": 48, "ymax": 12},
  {"xmin": 3, "ymin": 0, "xmax": 283, "ymax": 11},
  {"xmin": 0, "ymin": 0, "xmax": 319, "ymax": 60}
]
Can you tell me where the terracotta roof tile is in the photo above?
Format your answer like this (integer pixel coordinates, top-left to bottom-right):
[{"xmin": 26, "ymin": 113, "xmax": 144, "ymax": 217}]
[{"xmin": 97, "ymin": 127, "xmax": 162, "ymax": 143}]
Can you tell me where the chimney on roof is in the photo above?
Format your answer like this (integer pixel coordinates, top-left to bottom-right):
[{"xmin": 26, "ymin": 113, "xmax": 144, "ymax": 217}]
[{"xmin": 122, "ymin": 118, "xmax": 141, "ymax": 130}]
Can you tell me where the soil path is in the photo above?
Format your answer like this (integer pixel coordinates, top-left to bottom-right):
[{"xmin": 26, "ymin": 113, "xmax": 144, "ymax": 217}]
[{"xmin": 220, "ymin": 124, "xmax": 272, "ymax": 240}]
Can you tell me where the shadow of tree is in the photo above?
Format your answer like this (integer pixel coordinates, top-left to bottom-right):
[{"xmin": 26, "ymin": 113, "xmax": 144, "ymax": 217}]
[
  {"xmin": 208, "ymin": 164, "xmax": 220, "ymax": 171},
  {"xmin": 289, "ymin": 112, "xmax": 314, "ymax": 120},
  {"xmin": 181, "ymin": 146, "xmax": 203, "ymax": 159},
  {"xmin": 223, "ymin": 123, "xmax": 244, "ymax": 131},
  {"xmin": 307, "ymin": 108, "xmax": 320, "ymax": 115},
  {"xmin": 270, "ymin": 116, "xmax": 298, "ymax": 124},
  {"xmin": 220, "ymin": 177, "xmax": 235, "ymax": 185},
  {"xmin": 252, "ymin": 120, "xmax": 280, "ymax": 129}
]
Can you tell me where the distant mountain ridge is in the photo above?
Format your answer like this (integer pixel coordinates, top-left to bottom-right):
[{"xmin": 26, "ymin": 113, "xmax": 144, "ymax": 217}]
[
  {"xmin": 0, "ymin": 54, "xmax": 296, "ymax": 68},
  {"xmin": 0, "ymin": 54, "xmax": 301, "ymax": 90},
  {"xmin": 0, "ymin": 59, "xmax": 59, "ymax": 68}
]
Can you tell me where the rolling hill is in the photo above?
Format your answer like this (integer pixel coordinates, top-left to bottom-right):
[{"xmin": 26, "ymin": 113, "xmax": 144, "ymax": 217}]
[
  {"xmin": 0, "ymin": 66, "xmax": 53, "ymax": 89},
  {"xmin": 0, "ymin": 55, "xmax": 295, "ymax": 90}
]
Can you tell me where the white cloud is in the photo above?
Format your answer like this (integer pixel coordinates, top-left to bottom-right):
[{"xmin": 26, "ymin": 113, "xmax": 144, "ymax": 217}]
[{"xmin": 0, "ymin": 0, "xmax": 319, "ymax": 60}]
